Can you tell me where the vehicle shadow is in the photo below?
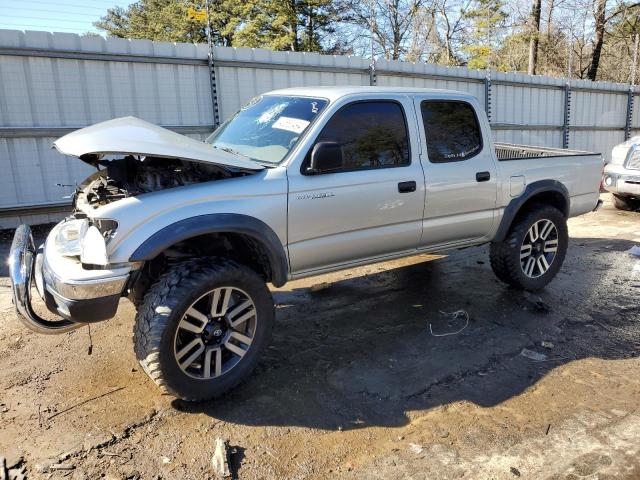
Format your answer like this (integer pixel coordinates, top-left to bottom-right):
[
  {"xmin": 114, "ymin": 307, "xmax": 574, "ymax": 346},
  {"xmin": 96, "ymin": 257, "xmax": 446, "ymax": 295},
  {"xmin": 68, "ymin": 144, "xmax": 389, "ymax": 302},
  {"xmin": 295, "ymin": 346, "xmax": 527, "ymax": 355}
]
[{"xmin": 173, "ymin": 236, "xmax": 640, "ymax": 431}]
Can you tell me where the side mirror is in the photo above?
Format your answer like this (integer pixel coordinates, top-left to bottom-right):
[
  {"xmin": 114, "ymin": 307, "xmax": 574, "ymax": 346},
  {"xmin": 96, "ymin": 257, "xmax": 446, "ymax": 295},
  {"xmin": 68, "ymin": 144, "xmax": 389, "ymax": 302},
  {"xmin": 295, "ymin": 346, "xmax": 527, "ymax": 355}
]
[{"xmin": 308, "ymin": 142, "xmax": 343, "ymax": 174}]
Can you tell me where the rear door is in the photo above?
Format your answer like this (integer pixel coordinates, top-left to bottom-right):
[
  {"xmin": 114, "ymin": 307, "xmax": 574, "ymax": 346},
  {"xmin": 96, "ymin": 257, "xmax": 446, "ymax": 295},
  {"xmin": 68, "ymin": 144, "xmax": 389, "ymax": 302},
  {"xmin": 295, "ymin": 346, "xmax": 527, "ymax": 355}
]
[
  {"xmin": 287, "ymin": 97, "xmax": 425, "ymax": 274},
  {"xmin": 414, "ymin": 97, "xmax": 498, "ymax": 247}
]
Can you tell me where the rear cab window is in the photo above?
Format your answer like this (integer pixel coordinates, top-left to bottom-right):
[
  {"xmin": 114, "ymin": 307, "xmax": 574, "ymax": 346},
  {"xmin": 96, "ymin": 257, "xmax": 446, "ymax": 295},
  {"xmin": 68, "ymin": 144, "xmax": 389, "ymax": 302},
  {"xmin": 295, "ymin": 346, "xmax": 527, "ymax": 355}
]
[{"xmin": 420, "ymin": 100, "xmax": 483, "ymax": 163}]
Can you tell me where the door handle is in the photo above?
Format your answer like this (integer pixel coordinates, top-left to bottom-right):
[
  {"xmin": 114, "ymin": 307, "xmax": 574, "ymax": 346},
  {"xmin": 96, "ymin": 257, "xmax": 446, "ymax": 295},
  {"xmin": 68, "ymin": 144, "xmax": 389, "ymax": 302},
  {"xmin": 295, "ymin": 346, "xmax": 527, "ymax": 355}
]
[
  {"xmin": 476, "ymin": 171, "xmax": 491, "ymax": 182},
  {"xmin": 398, "ymin": 181, "xmax": 417, "ymax": 193}
]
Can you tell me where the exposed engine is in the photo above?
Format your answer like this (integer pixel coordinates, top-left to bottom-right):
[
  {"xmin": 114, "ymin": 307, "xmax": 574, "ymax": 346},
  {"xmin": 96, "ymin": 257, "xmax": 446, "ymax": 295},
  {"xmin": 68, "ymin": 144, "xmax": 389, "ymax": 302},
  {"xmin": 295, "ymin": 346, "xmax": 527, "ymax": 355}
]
[{"xmin": 76, "ymin": 156, "xmax": 237, "ymax": 208}]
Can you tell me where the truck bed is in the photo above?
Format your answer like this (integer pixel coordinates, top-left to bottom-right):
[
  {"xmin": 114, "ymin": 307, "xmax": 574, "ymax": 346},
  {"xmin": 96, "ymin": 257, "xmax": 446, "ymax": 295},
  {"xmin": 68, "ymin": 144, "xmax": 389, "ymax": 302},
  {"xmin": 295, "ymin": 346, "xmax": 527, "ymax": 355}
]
[
  {"xmin": 494, "ymin": 142, "xmax": 602, "ymax": 219},
  {"xmin": 495, "ymin": 142, "xmax": 597, "ymax": 161}
]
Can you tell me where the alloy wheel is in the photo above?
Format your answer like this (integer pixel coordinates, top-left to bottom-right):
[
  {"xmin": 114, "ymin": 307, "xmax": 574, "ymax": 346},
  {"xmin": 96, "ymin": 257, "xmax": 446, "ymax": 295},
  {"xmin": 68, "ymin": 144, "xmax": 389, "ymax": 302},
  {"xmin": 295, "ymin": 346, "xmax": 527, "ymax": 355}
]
[
  {"xmin": 173, "ymin": 287, "xmax": 257, "ymax": 380},
  {"xmin": 520, "ymin": 219, "xmax": 558, "ymax": 278}
]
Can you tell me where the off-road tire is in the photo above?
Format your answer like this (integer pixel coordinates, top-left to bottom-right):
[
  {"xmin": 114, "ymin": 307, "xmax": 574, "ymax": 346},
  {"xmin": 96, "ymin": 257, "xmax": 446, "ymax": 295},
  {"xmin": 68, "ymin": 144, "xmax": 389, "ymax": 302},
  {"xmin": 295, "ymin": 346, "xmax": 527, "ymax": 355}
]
[
  {"xmin": 133, "ymin": 257, "xmax": 274, "ymax": 401},
  {"xmin": 490, "ymin": 205, "xmax": 568, "ymax": 291},
  {"xmin": 612, "ymin": 194, "xmax": 640, "ymax": 211}
]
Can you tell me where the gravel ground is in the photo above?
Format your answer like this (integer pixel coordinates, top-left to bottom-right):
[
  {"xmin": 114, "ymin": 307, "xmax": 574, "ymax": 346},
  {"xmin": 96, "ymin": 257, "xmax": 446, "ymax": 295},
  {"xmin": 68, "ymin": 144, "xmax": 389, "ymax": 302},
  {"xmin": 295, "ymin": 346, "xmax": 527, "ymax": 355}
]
[{"xmin": 1, "ymin": 193, "xmax": 640, "ymax": 479}]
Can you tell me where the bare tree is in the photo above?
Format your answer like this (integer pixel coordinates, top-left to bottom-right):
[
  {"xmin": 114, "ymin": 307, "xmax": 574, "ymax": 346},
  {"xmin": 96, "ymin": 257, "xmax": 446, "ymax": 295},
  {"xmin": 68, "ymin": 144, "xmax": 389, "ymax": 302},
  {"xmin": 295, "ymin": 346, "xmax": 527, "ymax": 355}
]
[
  {"xmin": 587, "ymin": 1, "xmax": 640, "ymax": 80},
  {"xmin": 434, "ymin": 0, "xmax": 473, "ymax": 65},
  {"xmin": 596, "ymin": 3, "xmax": 640, "ymax": 81},
  {"xmin": 330, "ymin": 0, "xmax": 640, "ymax": 81},
  {"xmin": 546, "ymin": 0, "xmax": 555, "ymax": 33},
  {"xmin": 342, "ymin": 0, "xmax": 426, "ymax": 60},
  {"xmin": 587, "ymin": 0, "xmax": 608, "ymax": 79},
  {"xmin": 544, "ymin": 0, "xmax": 571, "ymax": 33},
  {"xmin": 528, "ymin": 0, "xmax": 542, "ymax": 74},
  {"xmin": 405, "ymin": 6, "xmax": 440, "ymax": 61}
]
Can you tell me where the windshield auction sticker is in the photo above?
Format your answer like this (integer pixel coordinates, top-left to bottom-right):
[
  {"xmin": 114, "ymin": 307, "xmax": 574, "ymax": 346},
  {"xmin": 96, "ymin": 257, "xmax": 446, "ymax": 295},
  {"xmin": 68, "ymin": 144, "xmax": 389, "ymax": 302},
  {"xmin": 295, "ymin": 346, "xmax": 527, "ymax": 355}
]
[{"xmin": 272, "ymin": 116, "xmax": 310, "ymax": 134}]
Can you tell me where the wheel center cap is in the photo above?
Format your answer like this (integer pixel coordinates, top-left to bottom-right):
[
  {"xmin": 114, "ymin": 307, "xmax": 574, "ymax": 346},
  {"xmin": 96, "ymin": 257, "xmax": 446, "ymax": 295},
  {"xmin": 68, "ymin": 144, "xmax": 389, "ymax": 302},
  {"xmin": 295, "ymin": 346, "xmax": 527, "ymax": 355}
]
[{"xmin": 203, "ymin": 321, "xmax": 225, "ymax": 343}]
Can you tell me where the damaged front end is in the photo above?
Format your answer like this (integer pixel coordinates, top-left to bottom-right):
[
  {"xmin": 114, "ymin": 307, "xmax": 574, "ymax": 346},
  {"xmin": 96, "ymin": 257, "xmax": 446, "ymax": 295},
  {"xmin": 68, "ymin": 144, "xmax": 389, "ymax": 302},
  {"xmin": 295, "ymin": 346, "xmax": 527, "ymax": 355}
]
[
  {"xmin": 63, "ymin": 116, "xmax": 263, "ymax": 210},
  {"xmin": 9, "ymin": 223, "xmax": 129, "ymax": 333},
  {"xmin": 74, "ymin": 155, "xmax": 236, "ymax": 210},
  {"xmin": 9, "ymin": 117, "xmax": 264, "ymax": 333},
  {"xmin": 9, "ymin": 224, "xmax": 78, "ymax": 333}
]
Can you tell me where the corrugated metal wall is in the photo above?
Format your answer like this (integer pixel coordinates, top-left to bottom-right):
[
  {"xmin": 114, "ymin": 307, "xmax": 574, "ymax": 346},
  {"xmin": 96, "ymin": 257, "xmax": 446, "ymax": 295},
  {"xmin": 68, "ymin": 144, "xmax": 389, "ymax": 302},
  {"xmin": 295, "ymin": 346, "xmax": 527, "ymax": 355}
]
[
  {"xmin": 0, "ymin": 29, "xmax": 636, "ymax": 228},
  {"xmin": 213, "ymin": 47, "xmax": 370, "ymax": 121}
]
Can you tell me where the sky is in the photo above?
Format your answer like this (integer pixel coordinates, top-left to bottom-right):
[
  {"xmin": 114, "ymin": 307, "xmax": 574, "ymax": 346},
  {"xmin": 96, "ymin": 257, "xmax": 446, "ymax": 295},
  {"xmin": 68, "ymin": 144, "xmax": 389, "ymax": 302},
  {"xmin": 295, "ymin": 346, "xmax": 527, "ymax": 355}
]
[{"xmin": 0, "ymin": 0, "xmax": 134, "ymax": 35}]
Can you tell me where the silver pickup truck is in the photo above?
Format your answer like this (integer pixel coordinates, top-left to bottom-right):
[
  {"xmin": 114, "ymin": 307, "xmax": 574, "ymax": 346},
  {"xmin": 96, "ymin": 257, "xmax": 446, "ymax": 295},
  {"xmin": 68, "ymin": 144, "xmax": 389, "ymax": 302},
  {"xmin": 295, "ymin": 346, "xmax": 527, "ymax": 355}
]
[{"xmin": 9, "ymin": 86, "xmax": 603, "ymax": 401}]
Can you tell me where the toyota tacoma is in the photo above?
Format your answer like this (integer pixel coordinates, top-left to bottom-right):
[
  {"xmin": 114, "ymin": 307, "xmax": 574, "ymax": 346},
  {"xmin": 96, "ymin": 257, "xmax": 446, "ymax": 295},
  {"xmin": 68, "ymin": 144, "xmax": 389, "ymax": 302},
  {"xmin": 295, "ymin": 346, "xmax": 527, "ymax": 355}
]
[{"xmin": 9, "ymin": 87, "xmax": 603, "ymax": 401}]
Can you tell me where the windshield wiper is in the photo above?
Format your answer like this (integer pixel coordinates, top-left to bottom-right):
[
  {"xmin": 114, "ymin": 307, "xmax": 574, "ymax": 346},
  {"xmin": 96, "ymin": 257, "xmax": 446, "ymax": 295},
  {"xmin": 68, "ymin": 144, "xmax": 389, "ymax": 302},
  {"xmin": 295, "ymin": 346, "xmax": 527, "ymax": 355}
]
[
  {"xmin": 211, "ymin": 144, "xmax": 276, "ymax": 168},
  {"xmin": 212, "ymin": 145, "xmax": 248, "ymax": 158}
]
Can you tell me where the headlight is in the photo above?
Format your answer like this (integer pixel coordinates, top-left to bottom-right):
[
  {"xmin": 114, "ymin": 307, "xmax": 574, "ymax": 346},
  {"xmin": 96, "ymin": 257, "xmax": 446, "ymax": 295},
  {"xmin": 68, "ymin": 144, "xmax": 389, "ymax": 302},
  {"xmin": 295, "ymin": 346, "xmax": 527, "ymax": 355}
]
[
  {"xmin": 80, "ymin": 225, "xmax": 109, "ymax": 266},
  {"xmin": 626, "ymin": 145, "xmax": 640, "ymax": 169},
  {"xmin": 53, "ymin": 218, "xmax": 110, "ymax": 266},
  {"xmin": 54, "ymin": 219, "xmax": 88, "ymax": 257},
  {"xmin": 604, "ymin": 174, "xmax": 615, "ymax": 187}
]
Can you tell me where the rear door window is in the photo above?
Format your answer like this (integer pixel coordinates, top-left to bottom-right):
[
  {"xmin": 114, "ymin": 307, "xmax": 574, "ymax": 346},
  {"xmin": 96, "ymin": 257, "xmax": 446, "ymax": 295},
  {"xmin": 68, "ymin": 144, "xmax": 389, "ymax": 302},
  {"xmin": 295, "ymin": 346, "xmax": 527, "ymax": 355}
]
[{"xmin": 420, "ymin": 101, "xmax": 482, "ymax": 163}]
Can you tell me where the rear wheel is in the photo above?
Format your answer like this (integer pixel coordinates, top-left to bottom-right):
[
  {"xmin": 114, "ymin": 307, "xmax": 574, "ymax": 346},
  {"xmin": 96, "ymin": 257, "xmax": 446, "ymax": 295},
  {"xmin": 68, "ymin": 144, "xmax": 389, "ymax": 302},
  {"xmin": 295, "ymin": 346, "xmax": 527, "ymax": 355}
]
[
  {"xmin": 134, "ymin": 258, "xmax": 274, "ymax": 401},
  {"xmin": 612, "ymin": 194, "xmax": 640, "ymax": 211},
  {"xmin": 490, "ymin": 205, "xmax": 568, "ymax": 291}
]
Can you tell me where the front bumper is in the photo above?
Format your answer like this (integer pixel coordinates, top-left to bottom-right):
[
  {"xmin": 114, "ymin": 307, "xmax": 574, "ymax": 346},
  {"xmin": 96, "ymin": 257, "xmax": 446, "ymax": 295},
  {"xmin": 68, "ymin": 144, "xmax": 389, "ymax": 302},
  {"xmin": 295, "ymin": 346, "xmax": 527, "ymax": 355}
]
[
  {"xmin": 603, "ymin": 165, "xmax": 640, "ymax": 197},
  {"xmin": 9, "ymin": 224, "xmax": 129, "ymax": 333}
]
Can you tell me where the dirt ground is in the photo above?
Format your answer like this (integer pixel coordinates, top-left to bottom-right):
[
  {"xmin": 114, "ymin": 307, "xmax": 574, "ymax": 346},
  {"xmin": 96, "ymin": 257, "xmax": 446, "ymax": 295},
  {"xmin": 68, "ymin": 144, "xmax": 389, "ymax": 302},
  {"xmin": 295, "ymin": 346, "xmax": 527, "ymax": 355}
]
[{"xmin": 1, "ymin": 193, "xmax": 640, "ymax": 479}]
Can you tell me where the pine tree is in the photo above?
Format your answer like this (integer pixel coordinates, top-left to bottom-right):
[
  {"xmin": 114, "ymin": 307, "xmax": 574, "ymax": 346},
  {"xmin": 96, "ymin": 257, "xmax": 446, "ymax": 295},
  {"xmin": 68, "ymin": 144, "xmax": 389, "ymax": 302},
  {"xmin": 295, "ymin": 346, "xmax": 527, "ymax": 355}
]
[
  {"xmin": 95, "ymin": 0, "xmax": 241, "ymax": 45},
  {"xmin": 95, "ymin": 0, "xmax": 340, "ymax": 53},
  {"xmin": 463, "ymin": 0, "xmax": 507, "ymax": 70},
  {"xmin": 234, "ymin": 0, "xmax": 340, "ymax": 52}
]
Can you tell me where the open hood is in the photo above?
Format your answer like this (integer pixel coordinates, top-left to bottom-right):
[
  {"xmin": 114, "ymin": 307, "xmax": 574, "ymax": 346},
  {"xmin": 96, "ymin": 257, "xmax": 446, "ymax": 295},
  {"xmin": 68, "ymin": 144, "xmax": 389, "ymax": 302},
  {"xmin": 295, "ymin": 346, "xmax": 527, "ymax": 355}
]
[{"xmin": 53, "ymin": 116, "xmax": 264, "ymax": 171}]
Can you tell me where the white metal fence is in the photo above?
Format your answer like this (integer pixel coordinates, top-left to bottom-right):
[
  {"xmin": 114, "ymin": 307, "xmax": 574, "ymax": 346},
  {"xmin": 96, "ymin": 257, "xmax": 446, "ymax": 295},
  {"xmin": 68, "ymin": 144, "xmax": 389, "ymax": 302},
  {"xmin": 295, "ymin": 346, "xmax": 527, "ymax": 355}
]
[{"xmin": 0, "ymin": 28, "xmax": 637, "ymax": 228}]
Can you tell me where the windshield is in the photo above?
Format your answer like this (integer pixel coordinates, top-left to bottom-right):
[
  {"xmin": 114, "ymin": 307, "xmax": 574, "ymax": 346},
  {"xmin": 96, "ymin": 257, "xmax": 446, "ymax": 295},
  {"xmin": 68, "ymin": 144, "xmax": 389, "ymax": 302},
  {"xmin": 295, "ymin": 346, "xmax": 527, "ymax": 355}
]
[{"xmin": 206, "ymin": 95, "xmax": 328, "ymax": 164}]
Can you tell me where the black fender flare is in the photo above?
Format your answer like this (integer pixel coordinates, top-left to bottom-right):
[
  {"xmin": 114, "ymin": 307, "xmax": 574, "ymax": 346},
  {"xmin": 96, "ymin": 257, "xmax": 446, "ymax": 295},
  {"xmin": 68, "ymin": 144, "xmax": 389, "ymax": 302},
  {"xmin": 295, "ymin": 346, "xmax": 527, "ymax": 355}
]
[
  {"xmin": 129, "ymin": 214, "xmax": 289, "ymax": 287},
  {"xmin": 493, "ymin": 179, "xmax": 569, "ymax": 242}
]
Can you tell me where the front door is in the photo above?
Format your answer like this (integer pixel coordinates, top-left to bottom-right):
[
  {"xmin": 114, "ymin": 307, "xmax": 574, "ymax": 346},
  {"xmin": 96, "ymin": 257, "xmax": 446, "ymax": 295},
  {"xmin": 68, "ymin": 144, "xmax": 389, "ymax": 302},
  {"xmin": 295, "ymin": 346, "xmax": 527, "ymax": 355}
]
[{"xmin": 287, "ymin": 98, "xmax": 425, "ymax": 274}]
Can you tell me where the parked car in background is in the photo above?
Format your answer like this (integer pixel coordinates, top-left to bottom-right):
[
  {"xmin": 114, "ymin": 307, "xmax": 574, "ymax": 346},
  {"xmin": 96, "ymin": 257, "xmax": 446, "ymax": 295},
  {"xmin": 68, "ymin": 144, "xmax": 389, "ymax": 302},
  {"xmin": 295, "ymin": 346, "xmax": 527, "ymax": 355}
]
[
  {"xmin": 603, "ymin": 136, "xmax": 640, "ymax": 210},
  {"xmin": 10, "ymin": 87, "xmax": 603, "ymax": 401}
]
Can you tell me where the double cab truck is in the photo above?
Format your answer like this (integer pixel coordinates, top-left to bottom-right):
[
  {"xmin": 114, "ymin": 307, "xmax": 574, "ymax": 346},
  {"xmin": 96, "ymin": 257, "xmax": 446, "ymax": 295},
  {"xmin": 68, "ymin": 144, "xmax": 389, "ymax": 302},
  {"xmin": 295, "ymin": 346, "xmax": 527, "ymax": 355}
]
[{"xmin": 9, "ymin": 87, "xmax": 603, "ymax": 401}]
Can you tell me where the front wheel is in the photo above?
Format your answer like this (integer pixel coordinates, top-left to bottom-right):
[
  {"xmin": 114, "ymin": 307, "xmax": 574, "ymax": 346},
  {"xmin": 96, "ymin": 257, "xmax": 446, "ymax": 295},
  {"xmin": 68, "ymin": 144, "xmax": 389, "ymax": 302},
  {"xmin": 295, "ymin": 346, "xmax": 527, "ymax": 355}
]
[
  {"xmin": 490, "ymin": 205, "xmax": 568, "ymax": 291},
  {"xmin": 134, "ymin": 258, "xmax": 274, "ymax": 401}
]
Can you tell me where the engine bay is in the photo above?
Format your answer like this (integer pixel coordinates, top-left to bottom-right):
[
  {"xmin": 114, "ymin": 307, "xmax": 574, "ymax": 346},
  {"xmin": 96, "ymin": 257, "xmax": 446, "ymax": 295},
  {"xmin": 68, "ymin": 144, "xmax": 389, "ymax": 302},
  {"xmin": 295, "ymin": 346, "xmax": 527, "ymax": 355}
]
[{"xmin": 75, "ymin": 156, "xmax": 240, "ymax": 208}]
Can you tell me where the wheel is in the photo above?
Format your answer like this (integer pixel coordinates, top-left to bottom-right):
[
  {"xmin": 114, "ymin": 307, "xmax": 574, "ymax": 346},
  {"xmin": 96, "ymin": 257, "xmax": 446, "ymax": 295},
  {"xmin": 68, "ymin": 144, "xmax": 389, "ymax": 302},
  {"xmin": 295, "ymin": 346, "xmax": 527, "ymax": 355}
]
[
  {"xmin": 490, "ymin": 205, "xmax": 568, "ymax": 291},
  {"xmin": 612, "ymin": 194, "xmax": 640, "ymax": 211},
  {"xmin": 134, "ymin": 258, "xmax": 274, "ymax": 401}
]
